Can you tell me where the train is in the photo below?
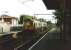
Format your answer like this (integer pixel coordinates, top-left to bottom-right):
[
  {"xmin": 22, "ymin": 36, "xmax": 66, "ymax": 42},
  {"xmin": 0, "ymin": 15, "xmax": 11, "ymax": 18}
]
[
  {"xmin": 16, "ymin": 15, "xmax": 48, "ymax": 39},
  {"xmin": 10, "ymin": 15, "xmax": 48, "ymax": 39}
]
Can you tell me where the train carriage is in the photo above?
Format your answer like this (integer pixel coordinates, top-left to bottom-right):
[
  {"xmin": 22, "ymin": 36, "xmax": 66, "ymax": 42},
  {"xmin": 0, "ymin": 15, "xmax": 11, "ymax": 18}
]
[
  {"xmin": 10, "ymin": 15, "xmax": 48, "ymax": 39},
  {"xmin": 22, "ymin": 15, "xmax": 48, "ymax": 36}
]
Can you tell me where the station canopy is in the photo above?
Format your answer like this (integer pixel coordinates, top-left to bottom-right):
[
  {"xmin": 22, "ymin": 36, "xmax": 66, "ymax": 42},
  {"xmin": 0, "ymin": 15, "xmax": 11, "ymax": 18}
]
[{"xmin": 43, "ymin": 0, "xmax": 60, "ymax": 9}]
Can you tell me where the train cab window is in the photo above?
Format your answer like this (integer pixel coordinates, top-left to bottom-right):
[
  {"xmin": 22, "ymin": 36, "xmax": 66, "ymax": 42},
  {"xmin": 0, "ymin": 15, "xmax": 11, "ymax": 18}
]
[{"xmin": 10, "ymin": 26, "xmax": 22, "ymax": 31}]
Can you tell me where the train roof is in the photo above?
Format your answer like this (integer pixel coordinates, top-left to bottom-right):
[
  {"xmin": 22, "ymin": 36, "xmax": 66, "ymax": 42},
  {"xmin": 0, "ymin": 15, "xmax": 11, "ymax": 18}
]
[{"xmin": 23, "ymin": 15, "xmax": 33, "ymax": 20}]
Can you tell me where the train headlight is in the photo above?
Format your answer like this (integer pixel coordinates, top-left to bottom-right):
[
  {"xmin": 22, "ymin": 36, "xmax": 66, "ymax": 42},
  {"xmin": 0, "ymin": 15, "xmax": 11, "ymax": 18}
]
[{"xmin": 11, "ymin": 32, "xmax": 17, "ymax": 39}]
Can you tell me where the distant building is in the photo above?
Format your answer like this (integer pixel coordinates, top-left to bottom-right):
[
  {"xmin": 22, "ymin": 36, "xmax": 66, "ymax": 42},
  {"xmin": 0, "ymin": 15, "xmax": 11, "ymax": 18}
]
[
  {"xmin": 0, "ymin": 14, "xmax": 18, "ymax": 25},
  {"xmin": 0, "ymin": 15, "xmax": 18, "ymax": 32}
]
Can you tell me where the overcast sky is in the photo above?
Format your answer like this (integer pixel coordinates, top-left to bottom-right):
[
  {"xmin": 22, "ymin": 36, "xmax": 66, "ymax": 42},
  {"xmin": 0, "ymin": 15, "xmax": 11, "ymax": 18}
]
[{"xmin": 0, "ymin": 0, "xmax": 56, "ymax": 23}]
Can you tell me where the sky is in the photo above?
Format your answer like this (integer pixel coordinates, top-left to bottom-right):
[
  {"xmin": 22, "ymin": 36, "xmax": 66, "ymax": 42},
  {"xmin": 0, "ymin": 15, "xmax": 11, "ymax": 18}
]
[{"xmin": 0, "ymin": 0, "xmax": 56, "ymax": 23}]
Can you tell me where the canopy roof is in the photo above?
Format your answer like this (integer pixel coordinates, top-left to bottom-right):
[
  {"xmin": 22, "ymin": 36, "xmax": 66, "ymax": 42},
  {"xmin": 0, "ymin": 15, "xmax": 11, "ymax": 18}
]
[{"xmin": 42, "ymin": 0, "xmax": 63, "ymax": 9}]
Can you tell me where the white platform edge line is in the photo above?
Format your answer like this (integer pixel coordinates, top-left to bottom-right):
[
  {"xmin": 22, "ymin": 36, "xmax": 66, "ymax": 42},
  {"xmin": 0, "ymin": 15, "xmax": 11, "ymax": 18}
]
[{"xmin": 28, "ymin": 30, "xmax": 51, "ymax": 50}]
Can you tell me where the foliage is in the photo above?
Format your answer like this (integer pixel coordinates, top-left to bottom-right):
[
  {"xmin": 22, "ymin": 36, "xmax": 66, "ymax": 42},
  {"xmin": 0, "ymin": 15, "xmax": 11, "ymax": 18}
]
[
  {"xmin": 54, "ymin": 0, "xmax": 64, "ymax": 27},
  {"xmin": 54, "ymin": 8, "xmax": 64, "ymax": 33},
  {"xmin": 54, "ymin": 9, "xmax": 64, "ymax": 27},
  {"xmin": 38, "ymin": 18, "xmax": 46, "ymax": 22},
  {"xmin": 47, "ymin": 21, "xmax": 56, "ymax": 30}
]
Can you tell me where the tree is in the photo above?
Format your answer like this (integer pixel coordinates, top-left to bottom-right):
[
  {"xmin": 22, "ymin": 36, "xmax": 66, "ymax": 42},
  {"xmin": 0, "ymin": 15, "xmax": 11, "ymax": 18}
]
[
  {"xmin": 54, "ymin": 3, "xmax": 64, "ymax": 39},
  {"xmin": 47, "ymin": 21, "xmax": 53, "ymax": 30},
  {"xmin": 54, "ymin": 9, "xmax": 64, "ymax": 27},
  {"xmin": 47, "ymin": 21, "xmax": 52, "ymax": 24},
  {"xmin": 54, "ymin": 0, "xmax": 64, "ymax": 30}
]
